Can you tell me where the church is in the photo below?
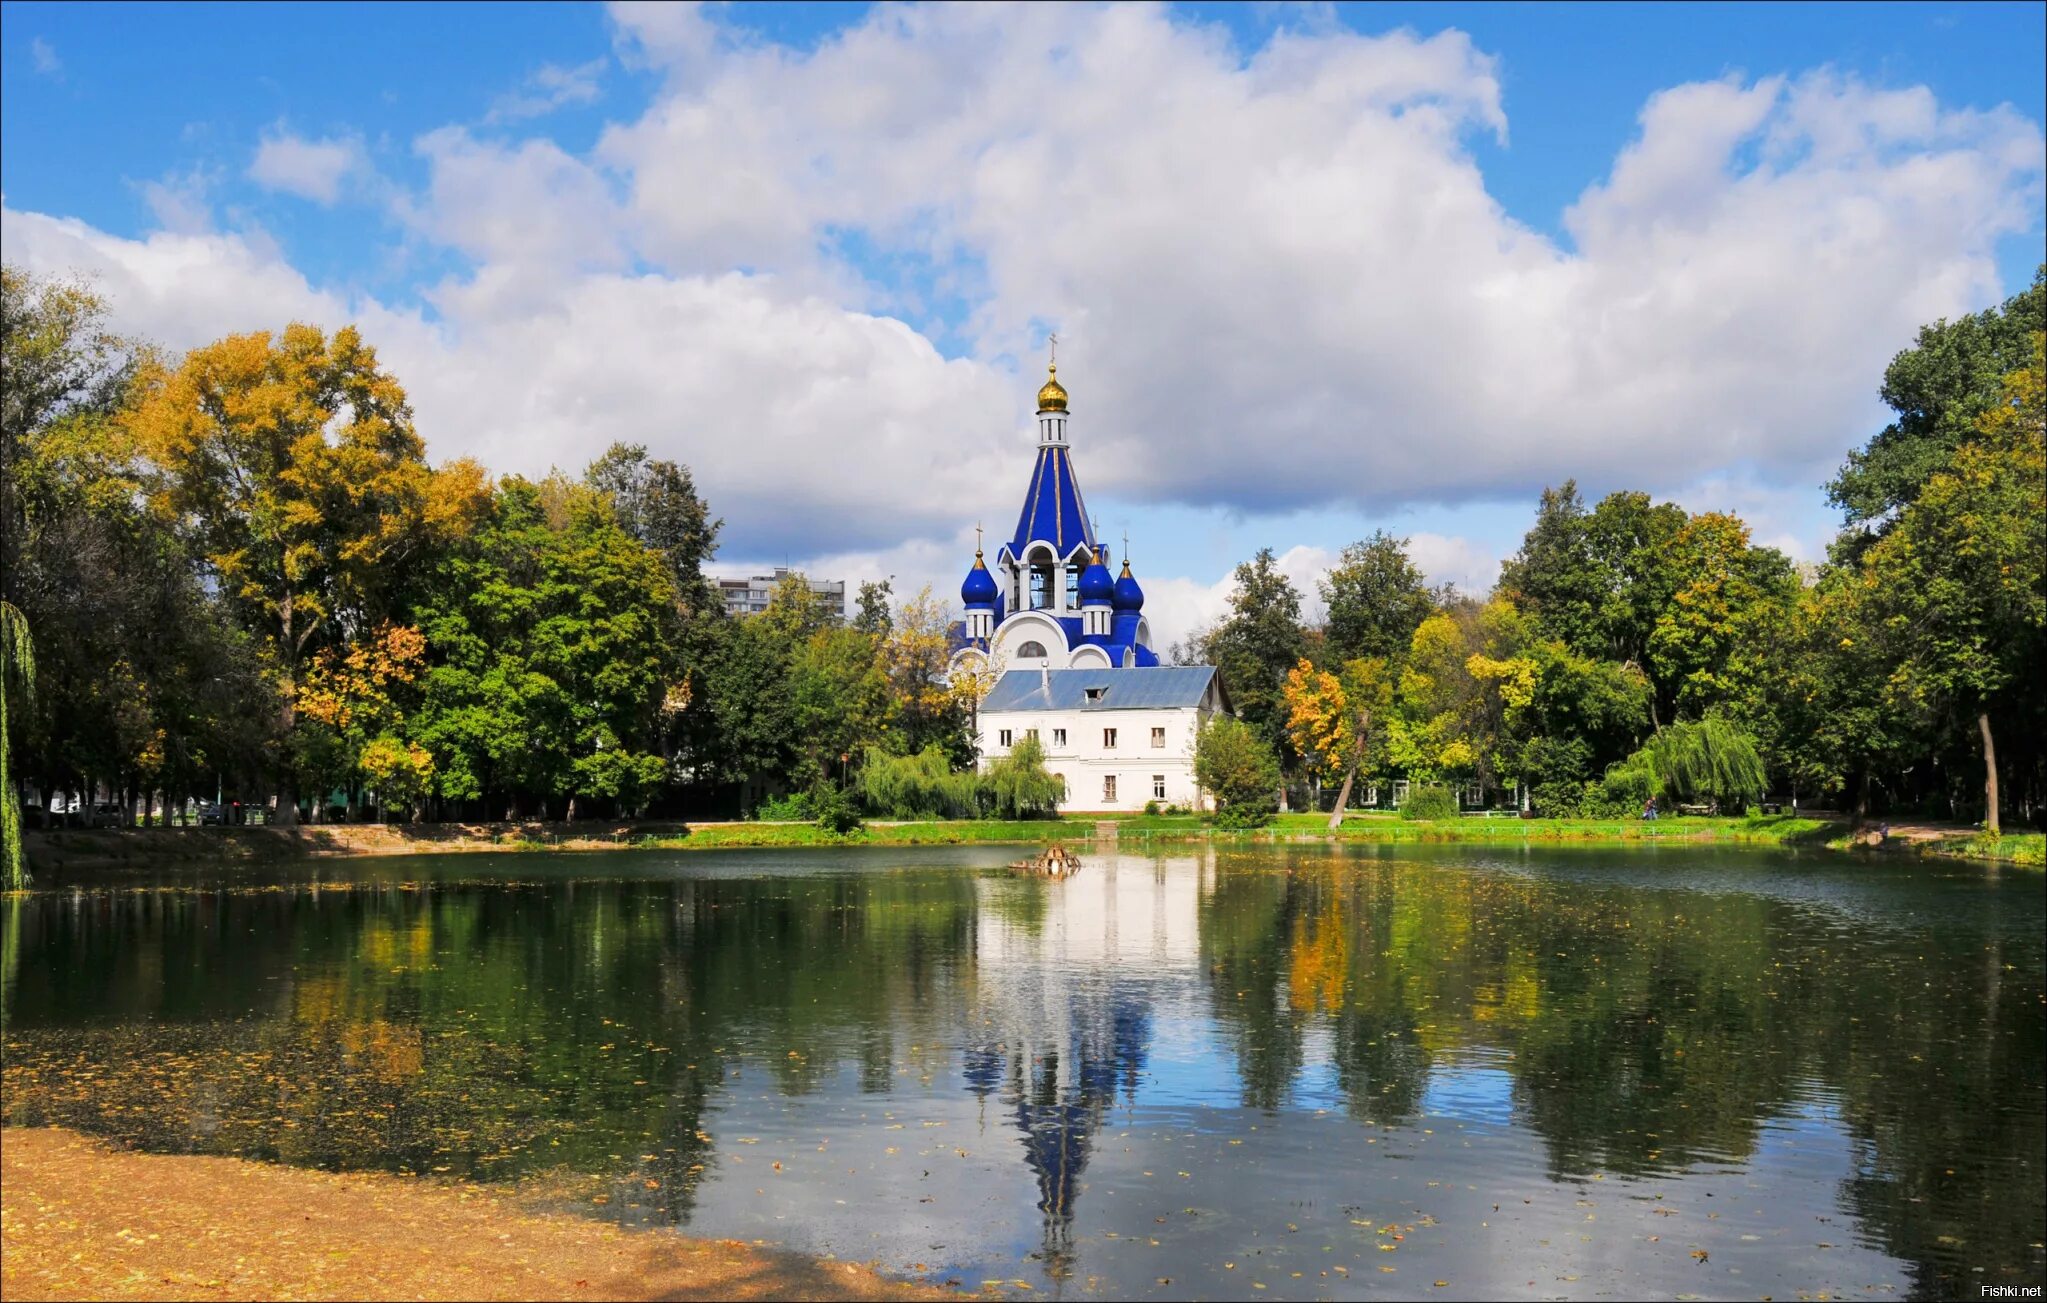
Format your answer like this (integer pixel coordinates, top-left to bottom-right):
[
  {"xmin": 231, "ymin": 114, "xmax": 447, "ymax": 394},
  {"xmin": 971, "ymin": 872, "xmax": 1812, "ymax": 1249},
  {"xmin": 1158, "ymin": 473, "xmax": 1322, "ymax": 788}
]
[{"xmin": 950, "ymin": 359, "xmax": 1228, "ymax": 811}]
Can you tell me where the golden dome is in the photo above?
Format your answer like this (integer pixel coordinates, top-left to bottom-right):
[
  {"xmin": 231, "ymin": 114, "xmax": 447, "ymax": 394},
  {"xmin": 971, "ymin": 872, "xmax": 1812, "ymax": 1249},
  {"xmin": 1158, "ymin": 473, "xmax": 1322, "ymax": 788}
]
[{"xmin": 1036, "ymin": 363, "xmax": 1068, "ymax": 413}]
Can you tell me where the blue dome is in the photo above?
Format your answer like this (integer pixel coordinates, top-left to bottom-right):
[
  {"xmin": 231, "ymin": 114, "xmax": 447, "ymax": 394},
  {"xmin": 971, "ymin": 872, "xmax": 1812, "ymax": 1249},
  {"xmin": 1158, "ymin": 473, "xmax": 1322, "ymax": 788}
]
[
  {"xmin": 961, "ymin": 554, "xmax": 998, "ymax": 607},
  {"xmin": 1078, "ymin": 551, "xmax": 1114, "ymax": 605},
  {"xmin": 1112, "ymin": 560, "xmax": 1144, "ymax": 611}
]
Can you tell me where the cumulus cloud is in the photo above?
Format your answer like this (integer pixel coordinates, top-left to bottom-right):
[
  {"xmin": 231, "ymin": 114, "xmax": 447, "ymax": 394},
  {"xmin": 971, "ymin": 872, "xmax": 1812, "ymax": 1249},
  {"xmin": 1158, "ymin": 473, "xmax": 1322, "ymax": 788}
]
[
  {"xmin": 248, "ymin": 128, "xmax": 369, "ymax": 204},
  {"xmin": 6, "ymin": 3, "xmax": 2042, "ymax": 635}
]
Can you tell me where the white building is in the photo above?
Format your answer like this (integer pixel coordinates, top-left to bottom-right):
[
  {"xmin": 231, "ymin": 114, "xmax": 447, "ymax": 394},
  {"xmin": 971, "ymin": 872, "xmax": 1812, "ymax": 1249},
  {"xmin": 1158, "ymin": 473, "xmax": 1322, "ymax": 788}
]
[{"xmin": 976, "ymin": 666, "xmax": 1228, "ymax": 812}]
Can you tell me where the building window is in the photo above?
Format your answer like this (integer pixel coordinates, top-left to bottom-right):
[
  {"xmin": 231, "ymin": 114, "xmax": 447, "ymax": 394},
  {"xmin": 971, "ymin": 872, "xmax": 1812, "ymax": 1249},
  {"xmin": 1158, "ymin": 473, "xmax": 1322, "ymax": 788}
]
[
  {"xmin": 1152, "ymin": 774, "xmax": 1166, "ymax": 800},
  {"xmin": 1052, "ymin": 728, "xmax": 1066, "ymax": 747},
  {"xmin": 1026, "ymin": 727, "xmax": 1038, "ymax": 741},
  {"xmin": 1017, "ymin": 640, "xmax": 1047, "ymax": 658},
  {"xmin": 1103, "ymin": 775, "xmax": 1118, "ymax": 802},
  {"xmin": 999, "ymin": 729, "xmax": 1013, "ymax": 747},
  {"xmin": 1084, "ymin": 687, "xmax": 1105, "ymax": 702},
  {"xmin": 1151, "ymin": 726, "xmax": 1166, "ymax": 748},
  {"xmin": 1066, "ymin": 564, "xmax": 1080, "ymax": 608},
  {"xmin": 1102, "ymin": 728, "xmax": 1118, "ymax": 749}
]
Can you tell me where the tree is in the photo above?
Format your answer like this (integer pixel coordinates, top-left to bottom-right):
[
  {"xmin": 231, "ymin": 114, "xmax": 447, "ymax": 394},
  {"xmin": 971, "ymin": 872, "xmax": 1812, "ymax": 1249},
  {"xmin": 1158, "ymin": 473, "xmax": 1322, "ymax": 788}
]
[
  {"xmin": 1320, "ymin": 532, "xmax": 1433, "ymax": 664},
  {"xmin": 853, "ymin": 580, "xmax": 894, "ymax": 637},
  {"xmin": 882, "ymin": 585, "xmax": 973, "ymax": 761},
  {"xmin": 1285, "ymin": 656, "xmax": 1394, "ymax": 828},
  {"xmin": 406, "ymin": 478, "xmax": 682, "ymax": 820},
  {"xmin": 1646, "ymin": 512, "xmax": 1797, "ymax": 721},
  {"xmin": 1194, "ymin": 714, "xmax": 1282, "ymax": 824},
  {"xmin": 1830, "ymin": 267, "xmax": 2043, "ymax": 544},
  {"xmin": 1611, "ymin": 715, "xmax": 1768, "ymax": 811},
  {"xmin": 788, "ymin": 625, "xmax": 889, "ymax": 785},
  {"xmin": 1, "ymin": 601, "xmax": 34, "ymax": 888},
  {"xmin": 1201, "ymin": 549, "xmax": 1308, "ymax": 772},
  {"xmin": 1851, "ymin": 334, "xmax": 2045, "ymax": 833},
  {"xmin": 584, "ymin": 442, "xmax": 722, "ymax": 615},
  {"xmin": 125, "ymin": 324, "xmax": 484, "ymax": 824},
  {"xmin": 1497, "ymin": 481, "xmax": 1599, "ymax": 639}
]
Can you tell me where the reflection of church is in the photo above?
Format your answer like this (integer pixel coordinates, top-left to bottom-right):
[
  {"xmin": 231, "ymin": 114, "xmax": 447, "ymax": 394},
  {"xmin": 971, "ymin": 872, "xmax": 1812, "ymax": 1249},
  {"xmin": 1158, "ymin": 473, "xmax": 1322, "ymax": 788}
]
[{"xmin": 963, "ymin": 854, "xmax": 1210, "ymax": 1266}]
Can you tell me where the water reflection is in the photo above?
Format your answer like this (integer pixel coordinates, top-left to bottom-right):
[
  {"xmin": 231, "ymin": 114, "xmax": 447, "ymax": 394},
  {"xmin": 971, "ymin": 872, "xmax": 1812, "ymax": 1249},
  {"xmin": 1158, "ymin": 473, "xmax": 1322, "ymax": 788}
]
[{"xmin": 2, "ymin": 845, "xmax": 2041, "ymax": 1299}]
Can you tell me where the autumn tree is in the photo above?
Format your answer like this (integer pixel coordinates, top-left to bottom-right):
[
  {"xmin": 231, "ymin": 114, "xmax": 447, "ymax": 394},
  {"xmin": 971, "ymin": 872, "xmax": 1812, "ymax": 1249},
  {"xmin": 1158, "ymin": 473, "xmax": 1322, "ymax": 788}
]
[
  {"xmin": 1284, "ymin": 656, "xmax": 1394, "ymax": 828},
  {"xmin": 125, "ymin": 324, "xmax": 484, "ymax": 824}
]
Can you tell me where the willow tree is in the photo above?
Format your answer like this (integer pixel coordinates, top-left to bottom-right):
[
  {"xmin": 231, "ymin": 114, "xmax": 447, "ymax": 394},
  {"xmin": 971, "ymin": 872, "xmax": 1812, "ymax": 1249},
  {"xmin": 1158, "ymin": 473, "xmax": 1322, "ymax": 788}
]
[
  {"xmin": 1, "ymin": 601, "xmax": 33, "ymax": 888},
  {"xmin": 1613, "ymin": 715, "xmax": 1767, "ymax": 811}
]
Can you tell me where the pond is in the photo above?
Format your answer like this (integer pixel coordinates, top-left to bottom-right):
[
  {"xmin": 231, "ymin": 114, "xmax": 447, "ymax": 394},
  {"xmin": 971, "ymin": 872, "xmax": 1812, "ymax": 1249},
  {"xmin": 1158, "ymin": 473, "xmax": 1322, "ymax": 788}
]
[{"xmin": 3, "ymin": 844, "xmax": 2041, "ymax": 1300}]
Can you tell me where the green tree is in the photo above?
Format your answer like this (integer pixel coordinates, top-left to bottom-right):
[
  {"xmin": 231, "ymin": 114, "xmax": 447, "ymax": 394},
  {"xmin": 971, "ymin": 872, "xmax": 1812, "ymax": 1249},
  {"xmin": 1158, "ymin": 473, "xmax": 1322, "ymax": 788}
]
[
  {"xmin": 1, "ymin": 601, "xmax": 34, "ymax": 887},
  {"xmin": 1646, "ymin": 512, "xmax": 1797, "ymax": 720},
  {"xmin": 1319, "ymin": 532, "xmax": 1434, "ymax": 664},
  {"xmin": 1850, "ymin": 335, "xmax": 2045, "ymax": 833},
  {"xmin": 584, "ymin": 443, "xmax": 722, "ymax": 615},
  {"xmin": 1830, "ymin": 267, "xmax": 2044, "ymax": 543},
  {"xmin": 852, "ymin": 579, "xmax": 894, "ymax": 637},
  {"xmin": 1201, "ymin": 549, "xmax": 1308, "ymax": 772},
  {"xmin": 1194, "ymin": 714, "xmax": 1282, "ymax": 824}
]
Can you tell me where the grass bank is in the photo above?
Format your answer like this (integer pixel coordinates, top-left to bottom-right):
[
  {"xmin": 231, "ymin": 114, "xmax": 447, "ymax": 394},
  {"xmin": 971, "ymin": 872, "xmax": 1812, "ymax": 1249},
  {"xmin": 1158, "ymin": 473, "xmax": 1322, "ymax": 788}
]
[
  {"xmin": 23, "ymin": 811, "xmax": 2036, "ymax": 873},
  {"xmin": 0, "ymin": 1126, "xmax": 942, "ymax": 1302}
]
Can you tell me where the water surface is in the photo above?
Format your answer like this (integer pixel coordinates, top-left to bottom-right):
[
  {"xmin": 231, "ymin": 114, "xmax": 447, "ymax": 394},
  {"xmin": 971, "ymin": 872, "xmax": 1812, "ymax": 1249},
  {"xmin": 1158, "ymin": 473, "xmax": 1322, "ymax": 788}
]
[{"xmin": 4, "ymin": 843, "xmax": 2041, "ymax": 1300}]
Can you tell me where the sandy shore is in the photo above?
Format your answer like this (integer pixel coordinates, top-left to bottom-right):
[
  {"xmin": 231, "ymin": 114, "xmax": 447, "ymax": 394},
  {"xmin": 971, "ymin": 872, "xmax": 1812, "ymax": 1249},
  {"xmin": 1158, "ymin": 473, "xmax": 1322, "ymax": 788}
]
[{"xmin": 0, "ymin": 1126, "xmax": 948, "ymax": 1302}]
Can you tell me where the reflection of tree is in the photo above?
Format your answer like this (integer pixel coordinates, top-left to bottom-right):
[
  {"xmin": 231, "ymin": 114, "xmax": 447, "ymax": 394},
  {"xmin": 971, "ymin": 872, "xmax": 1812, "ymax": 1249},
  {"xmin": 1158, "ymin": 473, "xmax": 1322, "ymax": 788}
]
[
  {"xmin": 1194, "ymin": 848, "xmax": 2045, "ymax": 1287},
  {"xmin": 1, "ymin": 871, "xmax": 978, "ymax": 1227},
  {"xmin": 4, "ymin": 852, "xmax": 2042, "ymax": 1289}
]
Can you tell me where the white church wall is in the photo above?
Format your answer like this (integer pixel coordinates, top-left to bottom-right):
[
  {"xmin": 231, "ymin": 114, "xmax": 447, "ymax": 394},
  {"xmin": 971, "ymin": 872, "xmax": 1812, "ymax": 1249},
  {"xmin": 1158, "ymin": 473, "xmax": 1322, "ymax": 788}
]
[{"xmin": 978, "ymin": 704, "xmax": 1214, "ymax": 812}]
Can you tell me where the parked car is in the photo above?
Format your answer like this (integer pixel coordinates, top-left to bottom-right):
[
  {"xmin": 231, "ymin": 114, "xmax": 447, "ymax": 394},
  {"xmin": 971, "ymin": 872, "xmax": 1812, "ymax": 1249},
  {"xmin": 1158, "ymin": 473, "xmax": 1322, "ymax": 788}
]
[{"xmin": 197, "ymin": 802, "xmax": 229, "ymax": 825}]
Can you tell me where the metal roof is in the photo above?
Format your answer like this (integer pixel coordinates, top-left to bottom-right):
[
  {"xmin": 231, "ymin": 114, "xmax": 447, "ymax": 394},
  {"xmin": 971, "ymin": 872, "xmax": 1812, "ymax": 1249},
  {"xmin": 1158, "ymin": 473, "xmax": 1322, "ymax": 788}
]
[
  {"xmin": 978, "ymin": 666, "xmax": 1219, "ymax": 713},
  {"xmin": 1002, "ymin": 444, "xmax": 1096, "ymax": 561}
]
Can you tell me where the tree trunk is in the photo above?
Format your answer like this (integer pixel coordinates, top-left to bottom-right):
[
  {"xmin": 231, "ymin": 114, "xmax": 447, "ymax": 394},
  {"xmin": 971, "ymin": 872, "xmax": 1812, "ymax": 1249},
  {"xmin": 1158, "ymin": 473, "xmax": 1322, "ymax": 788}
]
[
  {"xmin": 1979, "ymin": 712, "xmax": 2000, "ymax": 836},
  {"xmin": 1327, "ymin": 763, "xmax": 1357, "ymax": 832}
]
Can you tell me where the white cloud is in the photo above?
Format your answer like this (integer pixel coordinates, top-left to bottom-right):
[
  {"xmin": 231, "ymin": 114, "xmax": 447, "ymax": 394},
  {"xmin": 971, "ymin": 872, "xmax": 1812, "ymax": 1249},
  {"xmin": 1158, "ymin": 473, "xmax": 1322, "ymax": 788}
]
[
  {"xmin": 31, "ymin": 36, "xmax": 60, "ymax": 76},
  {"xmin": 248, "ymin": 128, "xmax": 368, "ymax": 204},
  {"xmin": 6, "ymin": 4, "xmax": 2042, "ymax": 630},
  {"xmin": 485, "ymin": 57, "xmax": 607, "ymax": 124},
  {"xmin": 136, "ymin": 167, "xmax": 216, "ymax": 235}
]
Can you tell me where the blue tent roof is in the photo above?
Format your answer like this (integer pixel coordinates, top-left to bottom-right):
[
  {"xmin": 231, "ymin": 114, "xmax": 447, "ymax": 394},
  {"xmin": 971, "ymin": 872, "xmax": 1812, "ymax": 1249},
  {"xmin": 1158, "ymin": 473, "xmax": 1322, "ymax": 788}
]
[
  {"xmin": 1004, "ymin": 444, "xmax": 1096, "ymax": 562},
  {"xmin": 980, "ymin": 666, "xmax": 1219, "ymax": 713}
]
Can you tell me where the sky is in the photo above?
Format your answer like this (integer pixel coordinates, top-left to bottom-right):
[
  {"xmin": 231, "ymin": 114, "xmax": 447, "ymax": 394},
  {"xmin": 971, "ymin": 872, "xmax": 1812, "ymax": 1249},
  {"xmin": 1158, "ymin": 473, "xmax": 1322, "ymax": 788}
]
[{"xmin": 3, "ymin": 1, "xmax": 2042, "ymax": 644}]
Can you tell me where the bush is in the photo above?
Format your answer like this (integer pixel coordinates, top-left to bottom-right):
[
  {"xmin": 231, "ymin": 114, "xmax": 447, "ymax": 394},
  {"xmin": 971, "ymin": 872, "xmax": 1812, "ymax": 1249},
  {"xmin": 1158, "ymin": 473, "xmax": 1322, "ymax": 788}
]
[
  {"xmin": 811, "ymin": 783, "xmax": 864, "ymax": 835},
  {"xmin": 1399, "ymin": 783, "xmax": 1459, "ymax": 821},
  {"xmin": 754, "ymin": 791, "xmax": 813, "ymax": 821},
  {"xmin": 1143, "ymin": 799, "xmax": 1161, "ymax": 816},
  {"xmin": 1213, "ymin": 801, "xmax": 1273, "ymax": 830}
]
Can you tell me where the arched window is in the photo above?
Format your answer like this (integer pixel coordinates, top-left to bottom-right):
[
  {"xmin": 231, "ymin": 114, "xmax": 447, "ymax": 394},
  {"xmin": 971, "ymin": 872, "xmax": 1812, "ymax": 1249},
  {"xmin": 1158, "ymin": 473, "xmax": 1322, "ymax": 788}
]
[{"xmin": 1017, "ymin": 640, "xmax": 1048, "ymax": 658}]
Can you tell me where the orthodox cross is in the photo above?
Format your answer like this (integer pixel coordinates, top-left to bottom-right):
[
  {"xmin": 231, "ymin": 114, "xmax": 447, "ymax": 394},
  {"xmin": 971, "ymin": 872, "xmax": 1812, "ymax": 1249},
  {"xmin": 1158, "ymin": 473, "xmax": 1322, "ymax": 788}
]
[{"xmin": 1048, "ymin": 332, "xmax": 1058, "ymax": 366}]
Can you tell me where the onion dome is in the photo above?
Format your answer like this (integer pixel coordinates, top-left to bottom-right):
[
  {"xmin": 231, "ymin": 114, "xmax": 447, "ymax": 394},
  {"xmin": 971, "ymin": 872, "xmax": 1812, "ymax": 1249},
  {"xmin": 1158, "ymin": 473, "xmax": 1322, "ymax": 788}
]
[
  {"xmin": 961, "ymin": 550, "xmax": 998, "ymax": 607},
  {"xmin": 1078, "ymin": 546, "xmax": 1115, "ymax": 605},
  {"xmin": 1112, "ymin": 557, "xmax": 1144, "ymax": 611},
  {"xmin": 1036, "ymin": 363, "xmax": 1068, "ymax": 413}
]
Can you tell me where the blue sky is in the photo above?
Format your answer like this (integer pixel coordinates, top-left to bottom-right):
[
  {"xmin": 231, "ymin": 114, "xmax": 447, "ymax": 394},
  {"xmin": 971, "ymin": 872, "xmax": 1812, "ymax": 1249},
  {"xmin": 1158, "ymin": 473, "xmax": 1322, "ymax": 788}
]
[{"xmin": 4, "ymin": 1, "xmax": 2042, "ymax": 637}]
